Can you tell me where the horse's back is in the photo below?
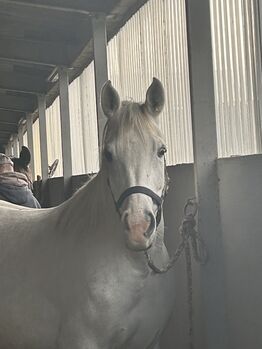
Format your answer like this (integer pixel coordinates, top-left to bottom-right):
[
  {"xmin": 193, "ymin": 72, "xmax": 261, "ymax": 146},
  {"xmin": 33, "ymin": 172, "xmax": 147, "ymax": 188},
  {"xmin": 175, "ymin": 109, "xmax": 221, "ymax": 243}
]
[
  {"xmin": 0, "ymin": 204, "xmax": 60, "ymax": 349},
  {"xmin": 0, "ymin": 200, "xmax": 30, "ymax": 210},
  {"xmin": 0, "ymin": 202, "xmax": 49, "ymax": 245}
]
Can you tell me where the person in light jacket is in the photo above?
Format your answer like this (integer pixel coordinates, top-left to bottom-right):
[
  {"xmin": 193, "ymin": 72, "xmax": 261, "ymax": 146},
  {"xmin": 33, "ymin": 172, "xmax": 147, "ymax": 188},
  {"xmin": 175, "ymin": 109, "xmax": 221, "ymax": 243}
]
[{"xmin": 0, "ymin": 153, "xmax": 40, "ymax": 208}]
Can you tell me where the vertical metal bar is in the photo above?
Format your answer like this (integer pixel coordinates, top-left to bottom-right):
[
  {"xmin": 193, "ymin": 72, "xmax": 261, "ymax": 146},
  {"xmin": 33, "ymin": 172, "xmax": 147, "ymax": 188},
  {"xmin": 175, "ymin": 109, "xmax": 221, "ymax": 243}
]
[
  {"xmin": 38, "ymin": 94, "xmax": 48, "ymax": 181},
  {"xmin": 18, "ymin": 125, "xmax": 24, "ymax": 152},
  {"xmin": 185, "ymin": 0, "xmax": 228, "ymax": 348},
  {"xmin": 58, "ymin": 66, "xmax": 72, "ymax": 198},
  {"xmin": 26, "ymin": 113, "xmax": 35, "ymax": 180},
  {"xmin": 5, "ymin": 141, "xmax": 10, "ymax": 156},
  {"xmin": 12, "ymin": 134, "xmax": 18, "ymax": 157},
  {"xmin": 251, "ymin": 0, "xmax": 262, "ymax": 152},
  {"xmin": 92, "ymin": 14, "xmax": 108, "ymax": 160},
  {"xmin": 79, "ymin": 74, "xmax": 88, "ymax": 172}
]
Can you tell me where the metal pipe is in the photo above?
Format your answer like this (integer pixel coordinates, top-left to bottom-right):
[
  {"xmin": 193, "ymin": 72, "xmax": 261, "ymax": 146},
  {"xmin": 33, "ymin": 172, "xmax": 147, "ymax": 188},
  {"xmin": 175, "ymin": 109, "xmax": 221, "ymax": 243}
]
[{"xmin": 0, "ymin": 0, "xmax": 91, "ymax": 15}]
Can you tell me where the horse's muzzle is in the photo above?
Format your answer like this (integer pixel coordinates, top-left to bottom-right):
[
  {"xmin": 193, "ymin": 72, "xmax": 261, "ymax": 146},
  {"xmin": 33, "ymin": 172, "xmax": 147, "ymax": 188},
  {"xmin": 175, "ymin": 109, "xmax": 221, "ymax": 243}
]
[{"xmin": 122, "ymin": 210, "xmax": 156, "ymax": 250}]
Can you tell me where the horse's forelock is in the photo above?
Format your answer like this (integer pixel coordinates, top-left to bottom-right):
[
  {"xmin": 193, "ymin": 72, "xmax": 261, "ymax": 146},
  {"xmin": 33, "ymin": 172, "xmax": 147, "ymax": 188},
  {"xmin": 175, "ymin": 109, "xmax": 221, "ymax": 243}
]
[{"xmin": 103, "ymin": 101, "xmax": 164, "ymax": 150}]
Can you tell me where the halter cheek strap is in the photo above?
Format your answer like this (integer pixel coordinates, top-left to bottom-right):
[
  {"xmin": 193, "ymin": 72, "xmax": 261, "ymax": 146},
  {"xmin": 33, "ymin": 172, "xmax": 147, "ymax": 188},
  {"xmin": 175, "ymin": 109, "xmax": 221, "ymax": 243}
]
[{"xmin": 107, "ymin": 158, "xmax": 169, "ymax": 228}]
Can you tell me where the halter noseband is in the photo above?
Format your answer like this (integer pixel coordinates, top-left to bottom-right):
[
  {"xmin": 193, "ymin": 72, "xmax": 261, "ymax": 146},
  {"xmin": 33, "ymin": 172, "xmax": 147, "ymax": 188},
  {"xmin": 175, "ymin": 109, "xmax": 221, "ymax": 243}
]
[
  {"xmin": 108, "ymin": 161, "xmax": 169, "ymax": 227},
  {"xmin": 116, "ymin": 186, "xmax": 164, "ymax": 226}
]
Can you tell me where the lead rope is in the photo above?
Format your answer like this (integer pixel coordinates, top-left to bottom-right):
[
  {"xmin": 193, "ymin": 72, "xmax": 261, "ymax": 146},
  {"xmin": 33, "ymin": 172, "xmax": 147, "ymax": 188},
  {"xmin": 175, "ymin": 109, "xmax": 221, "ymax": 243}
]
[{"xmin": 145, "ymin": 198, "xmax": 208, "ymax": 349}]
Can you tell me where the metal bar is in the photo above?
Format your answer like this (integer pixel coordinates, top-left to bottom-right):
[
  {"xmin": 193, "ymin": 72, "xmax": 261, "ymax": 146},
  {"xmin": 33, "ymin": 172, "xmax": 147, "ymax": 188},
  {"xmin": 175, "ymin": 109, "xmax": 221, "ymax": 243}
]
[
  {"xmin": 185, "ymin": 0, "xmax": 228, "ymax": 348},
  {"xmin": 0, "ymin": 120, "xmax": 17, "ymax": 126},
  {"xmin": 58, "ymin": 66, "xmax": 72, "ymax": 198},
  {"xmin": 251, "ymin": 0, "xmax": 262, "ymax": 152},
  {"xmin": 0, "ymin": 94, "xmax": 36, "ymax": 113},
  {"xmin": 5, "ymin": 141, "xmax": 12, "ymax": 156},
  {"xmin": 0, "ymin": 130, "xmax": 13, "ymax": 135},
  {"xmin": 0, "ymin": 37, "xmax": 73, "ymax": 67},
  {"xmin": 38, "ymin": 94, "xmax": 48, "ymax": 180},
  {"xmin": 92, "ymin": 14, "xmax": 108, "ymax": 161},
  {"xmin": 26, "ymin": 113, "xmax": 35, "ymax": 180},
  {"xmin": 0, "ymin": 0, "xmax": 91, "ymax": 15},
  {"xmin": 18, "ymin": 125, "xmax": 24, "ymax": 152},
  {"xmin": 0, "ymin": 106, "xmax": 30, "ymax": 113},
  {"xmin": 12, "ymin": 133, "xmax": 18, "ymax": 157},
  {"xmin": 0, "ymin": 57, "xmax": 56, "ymax": 68},
  {"xmin": 0, "ymin": 70, "xmax": 51, "ymax": 94}
]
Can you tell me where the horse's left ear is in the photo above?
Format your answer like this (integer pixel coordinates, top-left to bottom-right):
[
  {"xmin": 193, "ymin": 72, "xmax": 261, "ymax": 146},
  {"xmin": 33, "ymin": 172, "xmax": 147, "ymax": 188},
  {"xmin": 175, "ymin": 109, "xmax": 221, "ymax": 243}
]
[
  {"xmin": 143, "ymin": 77, "xmax": 165, "ymax": 117},
  {"xmin": 101, "ymin": 80, "xmax": 120, "ymax": 118},
  {"xmin": 19, "ymin": 146, "xmax": 31, "ymax": 166}
]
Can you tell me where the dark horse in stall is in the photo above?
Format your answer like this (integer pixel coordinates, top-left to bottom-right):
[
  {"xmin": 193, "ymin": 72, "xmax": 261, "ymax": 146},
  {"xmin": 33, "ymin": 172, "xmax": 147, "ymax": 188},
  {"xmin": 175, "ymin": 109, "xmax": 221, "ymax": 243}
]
[
  {"xmin": 0, "ymin": 78, "xmax": 175, "ymax": 348},
  {"xmin": 12, "ymin": 146, "xmax": 59, "ymax": 204},
  {"xmin": 12, "ymin": 146, "xmax": 33, "ymax": 190}
]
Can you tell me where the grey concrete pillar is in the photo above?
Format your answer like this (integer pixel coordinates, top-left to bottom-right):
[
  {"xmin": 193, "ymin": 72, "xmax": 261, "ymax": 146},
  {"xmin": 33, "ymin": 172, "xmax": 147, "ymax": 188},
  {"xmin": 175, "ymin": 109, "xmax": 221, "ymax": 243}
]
[
  {"xmin": 92, "ymin": 13, "xmax": 108, "ymax": 160},
  {"xmin": 38, "ymin": 94, "xmax": 48, "ymax": 181},
  {"xmin": 185, "ymin": 0, "xmax": 228, "ymax": 348},
  {"xmin": 252, "ymin": 0, "xmax": 262, "ymax": 152},
  {"xmin": 12, "ymin": 134, "xmax": 19, "ymax": 157},
  {"xmin": 58, "ymin": 66, "xmax": 72, "ymax": 199},
  {"xmin": 18, "ymin": 125, "xmax": 24, "ymax": 152},
  {"xmin": 5, "ymin": 141, "xmax": 11, "ymax": 156},
  {"xmin": 26, "ymin": 113, "xmax": 35, "ymax": 180}
]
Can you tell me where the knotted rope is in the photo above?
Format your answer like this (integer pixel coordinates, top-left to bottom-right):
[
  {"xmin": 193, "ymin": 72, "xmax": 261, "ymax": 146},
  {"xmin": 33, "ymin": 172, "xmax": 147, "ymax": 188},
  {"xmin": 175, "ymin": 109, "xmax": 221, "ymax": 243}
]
[{"xmin": 145, "ymin": 198, "xmax": 208, "ymax": 349}]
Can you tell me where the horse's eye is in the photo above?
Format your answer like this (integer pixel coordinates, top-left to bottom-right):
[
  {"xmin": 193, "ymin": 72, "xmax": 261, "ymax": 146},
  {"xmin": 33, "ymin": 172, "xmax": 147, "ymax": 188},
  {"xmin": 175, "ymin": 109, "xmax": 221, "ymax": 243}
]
[
  {"xmin": 104, "ymin": 149, "xmax": 113, "ymax": 162},
  {"xmin": 158, "ymin": 146, "xmax": 167, "ymax": 158}
]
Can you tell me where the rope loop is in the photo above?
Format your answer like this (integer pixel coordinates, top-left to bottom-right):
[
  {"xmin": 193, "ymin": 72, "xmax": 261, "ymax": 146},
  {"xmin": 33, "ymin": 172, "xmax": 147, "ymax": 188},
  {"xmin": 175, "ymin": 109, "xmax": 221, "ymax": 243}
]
[
  {"xmin": 145, "ymin": 197, "xmax": 209, "ymax": 349},
  {"xmin": 179, "ymin": 198, "xmax": 208, "ymax": 265}
]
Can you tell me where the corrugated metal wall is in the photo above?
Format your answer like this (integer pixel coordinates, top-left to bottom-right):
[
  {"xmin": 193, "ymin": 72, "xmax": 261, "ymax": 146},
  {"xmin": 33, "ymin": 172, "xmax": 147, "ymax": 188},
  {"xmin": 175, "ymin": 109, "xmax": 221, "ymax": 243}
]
[
  {"xmin": 46, "ymin": 97, "xmax": 63, "ymax": 177},
  {"xmin": 68, "ymin": 63, "xmax": 99, "ymax": 175},
  {"xmin": 211, "ymin": 0, "xmax": 262, "ymax": 157},
  {"xmin": 26, "ymin": 0, "xmax": 262, "ymax": 177},
  {"xmin": 107, "ymin": 0, "xmax": 193, "ymax": 165},
  {"xmin": 44, "ymin": 61, "xmax": 99, "ymax": 177}
]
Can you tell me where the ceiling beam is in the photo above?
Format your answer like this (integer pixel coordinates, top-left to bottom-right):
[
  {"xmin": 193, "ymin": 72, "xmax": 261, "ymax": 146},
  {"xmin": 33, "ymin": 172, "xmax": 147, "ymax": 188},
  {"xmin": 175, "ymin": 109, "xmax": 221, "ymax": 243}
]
[
  {"xmin": 0, "ymin": 130, "xmax": 15, "ymax": 135},
  {"xmin": 0, "ymin": 136, "xmax": 12, "ymax": 144},
  {"xmin": 0, "ymin": 124, "xmax": 18, "ymax": 133},
  {"xmin": 0, "ymin": 93, "xmax": 36, "ymax": 112},
  {"xmin": 0, "ymin": 137, "xmax": 10, "ymax": 142},
  {"xmin": 0, "ymin": 37, "xmax": 77, "ymax": 67},
  {"xmin": 0, "ymin": 0, "xmax": 92, "ymax": 15},
  {"xmin": 0, "ymin": 71, "xmax": 53, "ymax": 94},
  {"xmin": 0, "ymin": 120, "xmax": 17, "ymax": 126},
  {"xmin": 0, "ymin": 109, "xmax": 25, "ymax": 121}
]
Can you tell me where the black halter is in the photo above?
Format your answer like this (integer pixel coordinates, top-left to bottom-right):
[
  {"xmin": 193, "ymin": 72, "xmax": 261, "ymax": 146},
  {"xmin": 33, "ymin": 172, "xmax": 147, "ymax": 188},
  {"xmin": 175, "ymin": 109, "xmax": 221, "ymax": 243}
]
[
  {"xmin": 116, "ymin": 186, "xmax": 163, "ymax": 226},
  {"xmin": 108, "ymin": 160, "xmax": 169, "ymax": 227}
]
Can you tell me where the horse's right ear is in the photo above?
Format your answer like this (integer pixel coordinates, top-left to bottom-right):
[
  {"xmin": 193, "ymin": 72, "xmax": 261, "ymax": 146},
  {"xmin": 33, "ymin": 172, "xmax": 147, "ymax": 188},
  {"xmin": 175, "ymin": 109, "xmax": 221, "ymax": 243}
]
[
  {"xmin": 19, "ymin": 146, "xmax": 31, "ymax": 166},
  {"xmin": 143, "ymin": 77, "xmax": 165, "ymax": 117},
  {"xmin": 101, "ymin": 80, "xmax": 120, "ymax": 118}
]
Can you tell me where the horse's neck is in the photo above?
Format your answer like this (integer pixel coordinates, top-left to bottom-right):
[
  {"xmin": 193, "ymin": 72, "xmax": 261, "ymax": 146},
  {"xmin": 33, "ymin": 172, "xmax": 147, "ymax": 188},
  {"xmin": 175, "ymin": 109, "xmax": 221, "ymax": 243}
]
[
  {"xmin": 57, "ymin": 170, "xmax": 169, "ymax": 273},
  {"xmin": 59, "ymin": 170, "xmax": 119, "ymax": 234}
]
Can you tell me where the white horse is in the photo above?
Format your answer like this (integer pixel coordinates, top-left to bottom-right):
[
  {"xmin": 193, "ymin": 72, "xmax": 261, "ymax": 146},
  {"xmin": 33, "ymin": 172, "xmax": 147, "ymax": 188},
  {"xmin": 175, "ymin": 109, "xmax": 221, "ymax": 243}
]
[{"xmin": 0, "ymin": 78, "xmax": 175, "ymax": 349}]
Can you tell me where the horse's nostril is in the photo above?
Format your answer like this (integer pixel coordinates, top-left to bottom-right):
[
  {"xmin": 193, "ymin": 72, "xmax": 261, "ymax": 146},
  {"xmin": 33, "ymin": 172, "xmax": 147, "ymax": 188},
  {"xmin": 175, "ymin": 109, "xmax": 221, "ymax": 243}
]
[
  {"xmin": 143, "ymin": 212, "xmax": 155, "ymax": 238},
  {"xmin": 122, "ymin": 211, "xmax": 129, "ymax": 230}
]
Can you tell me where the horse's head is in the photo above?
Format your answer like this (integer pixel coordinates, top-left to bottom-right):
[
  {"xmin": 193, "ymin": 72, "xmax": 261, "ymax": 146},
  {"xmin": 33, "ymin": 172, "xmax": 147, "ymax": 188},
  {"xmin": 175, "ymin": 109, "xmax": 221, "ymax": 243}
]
[
  {"xmin": 101, "ymin": 78, "xmax": 168, "ymax": 251},
  {"xmin": 12, "ymin": 146, "xmax": 33, "ymax": 186}
]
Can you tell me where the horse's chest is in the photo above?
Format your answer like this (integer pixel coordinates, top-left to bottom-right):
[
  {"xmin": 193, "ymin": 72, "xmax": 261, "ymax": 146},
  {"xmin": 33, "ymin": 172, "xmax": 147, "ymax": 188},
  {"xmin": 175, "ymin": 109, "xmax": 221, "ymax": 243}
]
[
  {"xmin": 119, "ymin": 274, "xmax": 174, "ymax": 347},
  {"xmin": 81, "ymin": 269, "xmax": 175, "ymax": 348}
]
